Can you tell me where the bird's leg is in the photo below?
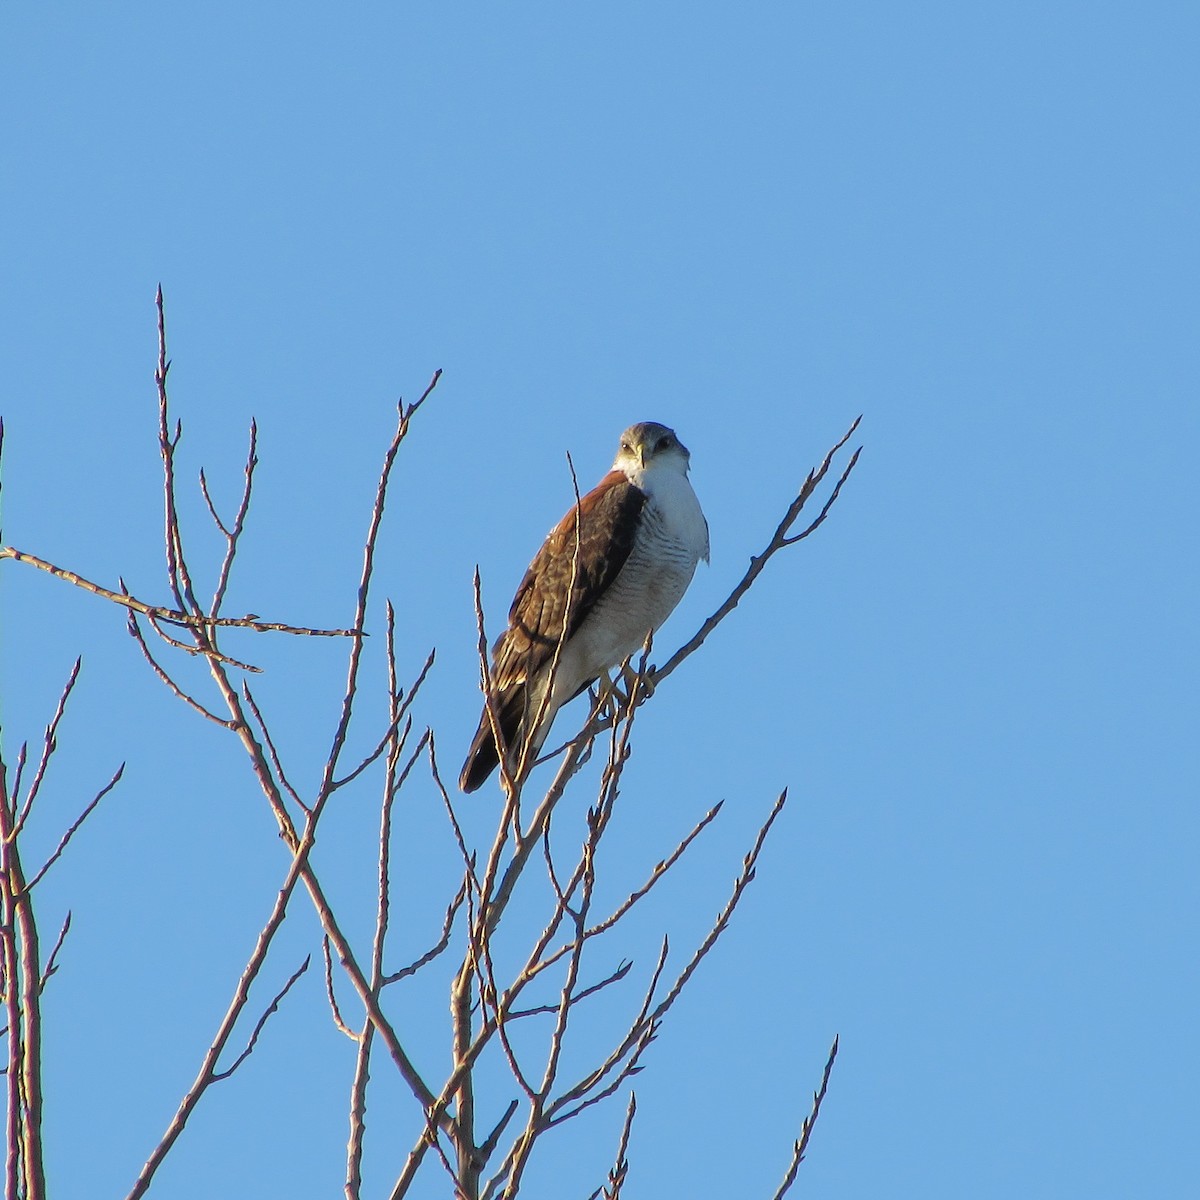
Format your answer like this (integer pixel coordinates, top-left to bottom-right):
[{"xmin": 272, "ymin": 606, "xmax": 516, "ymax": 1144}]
[
  {"xmin": 589, "ymin": 662, "xmax": 656, "ymax": 720},
  {"xmin": 588, "ymin": 671, "xmax": 622, "ymax": 721}
]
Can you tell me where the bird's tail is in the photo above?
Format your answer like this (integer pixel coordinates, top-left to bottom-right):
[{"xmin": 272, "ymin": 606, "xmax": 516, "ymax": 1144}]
[{"xmin": 458, "ymin": 686, "xmax": 526, "ymax": 793}]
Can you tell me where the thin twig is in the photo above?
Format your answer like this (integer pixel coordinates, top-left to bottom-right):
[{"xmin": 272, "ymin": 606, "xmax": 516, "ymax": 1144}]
[
  {"xmin": 331, "ymin": 648, "xmax": 435, "ymax": 791},
  {"xmin": 241, "ymin": 685, "xmax": 310, "ymax": 816},
  {"xmin": 322, "ymin": 938, "xmax": 358, "ymax": 1040},
  {"xmin": 581, "ymin": 803, "xmax": 723, "ymax": 943},
  {"xmin": 656, "ymin": 418, "xmax": 862, "ymax": 684},
  {"xmin": 317, "ymin": 375, "xmax": 441, "ymax": 800},
  {"xmin": 155, "ymin": 286, "xmax": 191, "ymax": 617},
  {"xmin": 7, "ymin": 745, "xmax": 26, "ymax": 828},
  {"xmin": 145, "ymin": 609, "xmax": 262, "ymax": 672},
  {"xmin": 645, "ymin": 790, "xmax": 788, "ymax": 1024},
  {"xmin": 211, "ymin": 956, "xmax": 311, "ymax": 1081},
  {"xmin": 15, "ymin": 657, "xmax": 81, "ymax": 833},
  {"xmin": 37, "ymin": 914, "xmax": 71, "ymax": 994},
  {"xmin": 126, "ymin": 612, "xmax": 236, "ymax": 726},
  {"xmin": 508, "ymin": 960, "xmax": 633, "ymax": 1020},
  {"xmin": 197, "ymin": 468, "xmax": 231, "ymax": 538},
  {"xmin": 427, "ymin": 735, "xmax": 481, "ymax": 899},
  {"xmin": 546, "ymin": 790, "xmax": 788, "ymax": 1130},
  {"xmin": 478, "ymin": 1099, "xmax": 519, "ymax": 1169},
  {"xmin": 26, "ymin": 764, "xmax": 124, "ymax": 891},
  {"xmin": 546, "ymin": 939, "xmax": 668, "ymax": 1128},
  {"xmin": 126, "ymin": 838, "xmax": 309, "ymax": 1200},
  {"xmin": 771, "ymin": 1036, "xmax": 839, "ymax": 1200},
  {"xmin": 206, "ymin": 418, "xmax": 258, "ymax": 617},
  {"xmin": 383, "ymin": 886, "xmax": 466, "ymax": 986},
  {"xmin": 347, "ymin": 621, "xmax": 412, "ymax": 1200},
  {"xmin": 604, "ymin": 1092, "xmax": 637, "ymax": 1200}
]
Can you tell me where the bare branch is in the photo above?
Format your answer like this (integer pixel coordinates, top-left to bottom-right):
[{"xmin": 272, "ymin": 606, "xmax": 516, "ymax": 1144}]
[
  {"xmin": 347, "ymin": 636, "xmax": 415, "ymax": 1200},
  {"xmin": 197, "ymin": 468, "xmax": 231, "ymax": 538},
  {"xmin": 0, "ymin": 548, "xmax": 357, "ymax": 637},
  {"xmin": 428, "ymin": 1125, "xmax": 472, "ymax": 1200},
  {"xmin": 241, "ymin": 684, "xmax": 310, "ymax": 816},
  {"xmin": 318, "ymin": 374, "xmax": 442, "ymax": 796},
  {"xmin": 199, "ymin": 676, "xmax": 447, "ymax": 1131},
  {"xmin": 144, "ymin": 608, "xmax": 262, "ymax": 672},
  {"xmin": 657, "ymin": 418, "xmax": 861, "ymax": 684},
  {"xmin": 581, "ymin": 802, "xmax": 723, "ymax": 943},
  {"xmin": 0, "ymin": 896, "xmax": 23, "ymax": 1200},
  {"xmin": 126, "ymin": 611, "xmax": 237, "ymax": 726},
  {"xmin": 383, "ymin": 885, "xmax": 466, "ymax": 986},
  {"xmin": 171, "ymin": 374, "xmax": 451, "ymax": 1144},
  {"xmin": 322, "ymin": 938, "xmax": 358, "ymax": 1040},
  {"xmin": 331, "ymin": 648, "xmax": 435, "ymax": 791},
  {"xmin": 126, "ymin": 842, "xmax": 310, "ymax": 1200},
  {"xmin": 211, "ymin": 956, "xmax": 311, "ymax": 1082},
  {"xmin": 344, "ymin": 1031, "xmax": 372, "ymax": 1200},
  {"xmin": 0, "ymin": 759, "xmax": 47, "ymax": 1199},
  {"xmin": 780, "ymin": 447, "xmax": 861, "ymax": 547},
  {"xmin": 155, "ymin": 285, "xmax": 196, "ymax": 618},
  {"xmin": 481, "ymin": 662, "xmax": 671, "ymax": 1002},
  {"xmin": 602, "ymin": 1092, "xmax": 637, "ymax": 1200},
  {"xmin": 37, "ymin": 914, "xmax": 71, "ymax": 994},
  {"xmin": 15, "ymin": 656, "xmax": 81, "ymax": 832},
  {"xmin": 397, "ymin": 672, "xmax": 651, "ymax": 1194},
  {"xmin": 7, "ymin": 745, "xmax": 26, "ymax": 827},
  {"xmin": 543, "ymin": 789, "xmax": 787, "ymax": 1138},
  {"xmin": 26, "ymin": 763, "xmax": 124, "ymax": 891},
  {"xmin": 50, "ymin": 301, "xmax": 845, "ymax": 1200},
  {"xmin": 647, "ymin": 790, "xmax": 788, "ymax": 1023},
  {"xmin": 479, "ymin": 1099, "xmax": 519, "ymax": 1169},
  {"xmin": 540, "ymin": 808, "xmax": 570, "ymax": 910},
  {"xmin": 508, "ymin": 960, "xmax": 633, "ymax": 1020},
  {"xmin": 427, "ymin": 734, "xmax": 481, "ymax": 899},
  {"xmin": 207, "ymin": 418, "xmax": 258, "ymax": 617},
  {"xmin": 546, "ymin": 939, "xmax": 668, "ymax": 1129},
  {"xmin": 771, "ymin": 1036, "xmax": 839, "ymax": 1200}
]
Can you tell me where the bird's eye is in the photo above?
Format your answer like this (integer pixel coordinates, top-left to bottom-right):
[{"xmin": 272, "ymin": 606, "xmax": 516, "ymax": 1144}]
[{"xmin": 620, "ymin": 441, "xmax": 632, "ymax": 453}]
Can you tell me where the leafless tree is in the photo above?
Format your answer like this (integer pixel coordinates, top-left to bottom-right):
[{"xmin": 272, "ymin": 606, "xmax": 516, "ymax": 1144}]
[{"xmin": 0, "ymin": 289, "xmax": 858, "ymax": 1199}]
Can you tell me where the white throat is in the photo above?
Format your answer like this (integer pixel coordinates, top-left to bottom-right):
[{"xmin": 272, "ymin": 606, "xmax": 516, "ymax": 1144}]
[{"xmin": 623, "ymin": 455, "xmax": 710, "ymax": 564}]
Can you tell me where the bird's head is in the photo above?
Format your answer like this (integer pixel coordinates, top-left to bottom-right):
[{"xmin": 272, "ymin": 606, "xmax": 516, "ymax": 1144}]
[{"xmin": 613, "ymin": 422, "xmax": 691, "ymax": 483}]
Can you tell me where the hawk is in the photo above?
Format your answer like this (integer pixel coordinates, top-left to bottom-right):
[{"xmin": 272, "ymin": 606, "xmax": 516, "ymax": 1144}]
[{"xmin": 459, "ymin": 421, "xmax": 709, "ymax": 793}]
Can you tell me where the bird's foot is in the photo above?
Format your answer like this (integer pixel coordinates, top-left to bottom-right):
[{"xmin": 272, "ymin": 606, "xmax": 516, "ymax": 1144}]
[{"xmin": 619, "ymin": 661, "xmax": 656, "ymax": 703}]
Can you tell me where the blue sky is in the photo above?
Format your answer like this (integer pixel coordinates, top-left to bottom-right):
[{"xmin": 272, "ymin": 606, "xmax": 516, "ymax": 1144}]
[{"xmin": 2, "ymin": 2, "xmax": 1197, "ymax": 1197}]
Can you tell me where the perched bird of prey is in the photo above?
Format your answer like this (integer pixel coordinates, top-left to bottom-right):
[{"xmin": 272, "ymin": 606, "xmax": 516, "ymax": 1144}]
[{"xmin": 459, "ymin": 422, "xmax": 709, "ymax": 793}]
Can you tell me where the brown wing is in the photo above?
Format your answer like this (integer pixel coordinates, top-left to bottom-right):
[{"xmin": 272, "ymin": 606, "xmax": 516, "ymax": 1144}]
[
  {"xmin": 492, "ymin": 470, "xmax": 645, "ymax": 689},
  {"xmin": 459, "ymin": 471, "xmax": 645, "ymax": 792}
]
